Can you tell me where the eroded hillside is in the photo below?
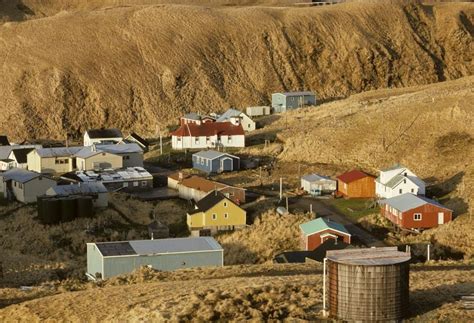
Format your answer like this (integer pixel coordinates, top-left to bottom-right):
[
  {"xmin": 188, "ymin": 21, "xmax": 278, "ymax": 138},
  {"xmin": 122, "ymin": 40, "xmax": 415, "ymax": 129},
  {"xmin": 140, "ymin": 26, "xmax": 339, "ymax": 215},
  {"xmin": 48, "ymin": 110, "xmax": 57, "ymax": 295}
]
[{"xmin": 0, "ymin": 1, "xmax": 472, "ymax": 140}]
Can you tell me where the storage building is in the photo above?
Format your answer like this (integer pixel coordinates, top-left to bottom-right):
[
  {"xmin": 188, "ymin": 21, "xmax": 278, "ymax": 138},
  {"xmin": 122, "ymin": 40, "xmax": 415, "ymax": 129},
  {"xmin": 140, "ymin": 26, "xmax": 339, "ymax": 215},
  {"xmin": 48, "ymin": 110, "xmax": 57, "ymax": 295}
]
[
  {"xmin": 86, "ymin": 237, "xmax": 223, "ymax": 279},
  {"xmin": 271, "ymin": 91, "xmax": 316, "ymax": 113},
  {"xmin": 301, "ymin": 174, "xmax": 337, "ymax": 196},
  {"xmin": 336, "ymin": 170, "xmax": 376, "ymax": 198},
  {"xmin": 300, "ymin": 217, "xmax": 351, "ymax": 251},
  {"xmin": 325, "ymin": 247, "xmax": 410, "ymax": 321},
  {"xmin": 246, "ymin": 106, "xmax": 271, "ymax": 117},
  {"xmin": 0, "ymin": 168, "xmax": 56, "ymax": 203},
  {"xmin": 192, "ymin": 150, "xmax": 240, "ymax": 174}
]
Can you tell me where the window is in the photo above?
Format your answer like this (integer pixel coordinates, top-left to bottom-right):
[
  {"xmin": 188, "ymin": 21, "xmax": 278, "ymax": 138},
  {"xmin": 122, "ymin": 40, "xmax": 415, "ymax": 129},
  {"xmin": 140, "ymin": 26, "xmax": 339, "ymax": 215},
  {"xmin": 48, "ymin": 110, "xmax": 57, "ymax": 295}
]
[
  {"xmin": 206, "ymin": 159, "xmax": 209, "ymax": 166},
  {"xmin": 248, "ymin": 124, "xmax": 251, "ymax": 129},
  {"xmin": 223, "ymin": 202, "xmax": 227, "ymax": 207},
  {"xmin": 224, "ymin": 213, "xmax": 229, "ymax": 219},
  {"xmin": 123, "ymin": 182, "xmax": 129, "ymax": 188},
  {"xmin": 141, "ymin": 181, "xmax": 148, "ymax": 187},
  {"xmin": 414, "ymin": 213, "xmax": 422, "ymax": 221},
  {"xmin": 195, "ymin": 137, "xmax": 199, "ymax": 144},
  {"xmin": 201, "ymin": 158, "xmax": 204, "ymax": 165},
  {"xmin": 212, "ymin": 213, "xmax": 217, "ymax": 220},
  {"xmin": 206, "ymin": 137, "xmax": 210, "ymax": 142},
  {"xmin": 399, "ymin": 189, "xmax": 402, "ymax": 194},
  {"xmin": 403, "ymin": 179, "xmax": 406, "ymax": 184},
  {"xmin": 411, "ymin": 188, "xmax": 414, "ymax": 193},
  {"xmin": 133, "ymin": 181, "xmax": 139, "ymax": 187},
  {"xmin": 228, "ymin": 136, "xmax": 232, "ymax": 143},
  {"xmin": 177, "ymin": 137, "xmax": 182, "ymax": 142}
]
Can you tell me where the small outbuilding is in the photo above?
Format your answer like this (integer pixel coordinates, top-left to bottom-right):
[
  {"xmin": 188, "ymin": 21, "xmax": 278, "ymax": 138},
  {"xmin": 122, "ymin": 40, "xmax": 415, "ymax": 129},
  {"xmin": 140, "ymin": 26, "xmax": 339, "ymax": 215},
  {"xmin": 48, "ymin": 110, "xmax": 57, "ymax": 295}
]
[
  {"xmin": 301, "ymin": 174, "xmax": 337, "ymax": 196},
  {"xmin": 86, "ymin": 237, "xmax": 223, "ymax": 279},
  {"xmin": 0, "ymin": 168, "xmax": 56, "ymax": 203},
  {"xmin": 337, "ymin": 169, "xmax": 376, "ymax": 198},
  {"xmin": 8, "ymin": 148, "xmax": 34, "ymax": 169},
  {"xmin": 271, "ymin": 91, "xmax": 316, "ymax": 113},
  {"xmin": 246, "ymin": 106, "xmax": 271, "ymax": 117},
  {"xmin": 192, "ymin": 150, "xmax": 240, "ymax": 174},
  {"xmin": 300, "ymin": 217, "xmax": 351, "ymax": 251},
  {"xmin": 379, "ymin": 193, "xmax": 452, "ymax": 230}
]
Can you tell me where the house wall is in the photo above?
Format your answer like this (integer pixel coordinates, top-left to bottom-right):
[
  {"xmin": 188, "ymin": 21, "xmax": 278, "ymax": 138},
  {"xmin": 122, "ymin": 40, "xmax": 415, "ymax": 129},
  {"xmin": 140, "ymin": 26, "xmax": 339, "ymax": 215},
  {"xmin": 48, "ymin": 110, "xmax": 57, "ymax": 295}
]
[
  {"xmin": 382, "ymin": 204, "xmax": 452, "ymax": 230},
  {"xmin": 12, "ymin": 177, "xmax": 56, "ymax": 203},
  {"xmin": 94, "ymin": 192, "xmax": 109, "ymax": 208},
  {"xmin": 26, "ymin": 150, "xmax": 42, "ymax": 173},
  {"xmin": 338, "ymin": 176, "xmax": 375, "ymax": 198},
  {"xmin": 302, "ymin": 179, "xmax": 337, "ymax": 195},
  {"xmin": 246, "ymin": 106, "xmax": 270, "ymax": 117},
  {"xmin": 28, "ymin": 153, "xmax": 75, "ymax": 174},
  {"xmin": 187, "ymin": 198, "xmax": 246, "ymax": 230},
  {"xmin": 119, "ymin": 152, "xmax": 143, "ymax": 168},
  {"xmin": 302, "ymin": 228, "xmax": 351, "ymax": 251},
  {"xmin": 192, "ymin": 156, "xmax": 212, "ymax": 173},
  {"xmin": 100, "ymin": 250, "xmax": 223, "ymax": 279},
  {"xmin": 87, "ymin": 243, "xmax": 104, "ymax": 279},
  {"xmin": 172, "ymin": 134, "xmax": 245, "ymax": 150},
  {"xmin": 168, "ymin": 177, "xmax": 180, "ymax": 190},
  {"xmin": 240, "ymin": 114, "xmax": 256, "ymax": 132},
  {"xmin": 84, "ymin": 134, "xmax": 123, "ymax": 146},
  {"xmin": 376, "ymin": 178, "xmax": 423, "ymax": 199},
  {"xmin": 77, "ymin": 153, "xmax": 123, "ymax": 171}
]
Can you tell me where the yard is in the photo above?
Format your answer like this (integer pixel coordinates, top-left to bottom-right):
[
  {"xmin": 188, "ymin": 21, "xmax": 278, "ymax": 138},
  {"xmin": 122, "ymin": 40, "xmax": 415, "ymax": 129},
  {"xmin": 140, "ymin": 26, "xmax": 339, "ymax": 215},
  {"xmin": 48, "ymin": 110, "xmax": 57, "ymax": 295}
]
[{"xmin": 323, "ymin": 198, "xmax": 378, "ymax": 221}]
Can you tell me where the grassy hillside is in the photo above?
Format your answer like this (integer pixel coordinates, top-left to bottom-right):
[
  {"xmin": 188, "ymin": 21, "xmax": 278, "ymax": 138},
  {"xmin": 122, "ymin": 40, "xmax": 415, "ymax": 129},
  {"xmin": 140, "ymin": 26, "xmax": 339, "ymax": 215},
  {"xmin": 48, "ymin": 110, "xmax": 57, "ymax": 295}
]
[{"xmin": 0, "ymin": 1, "xmax": 472, "ymax": 140}]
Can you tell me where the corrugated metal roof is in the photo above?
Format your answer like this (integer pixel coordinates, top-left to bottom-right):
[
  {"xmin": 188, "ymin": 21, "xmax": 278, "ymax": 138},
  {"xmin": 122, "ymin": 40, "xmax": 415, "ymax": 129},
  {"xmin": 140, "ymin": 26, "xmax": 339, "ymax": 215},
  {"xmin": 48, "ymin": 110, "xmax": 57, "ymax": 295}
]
[
  {"xmin": 379, "ymin": 193, "xmax": 451, "ymax": 212},
  {"xmin": 300, "ymin": 217, "xmax": 350, "ymax": 236},
  {"xmin": 216, "ymin": 109, "xmax": 242, "ymax": 122},
  {"xmin": 0, "ymin": 145, "xmax": 42, "ymax": 160},
  {"xmin": 170, "ymin": 122, "xmax": 244, "ymax": 137},
  {"xmin": 94, "ymin": 237, "xmax": 222, "ymax": 257},
  {"xmin": 193, "ymin": 150, "xmax": 238, "ymax": 160},
  {"xmin": 301, "ymin": 174, "xmax": 335, "ymax": 183},
  {"xmin": 0, "ymin": 168, "xmax": 44, "ymax": 183},
  {"xmin": 182, "ymin": 113, "xmax": 201, "ymax": 120},
  {"xmin": 47, "ymin": 182, "xmax": 108, "ymax": 196},
  {"xmin": 36, "ymin": 147, "xmax": 83, "ymax": 158},
  {"xmin": 96, "ymin": 143, "xmax": 143, "ymax": 154},
  {"xmin": 74, "ymin": 147, "xmax": 102, "ymax": 159},
  {"xmin": 326, "ymin": 247, "xmax": 411, "ymax": 265}
]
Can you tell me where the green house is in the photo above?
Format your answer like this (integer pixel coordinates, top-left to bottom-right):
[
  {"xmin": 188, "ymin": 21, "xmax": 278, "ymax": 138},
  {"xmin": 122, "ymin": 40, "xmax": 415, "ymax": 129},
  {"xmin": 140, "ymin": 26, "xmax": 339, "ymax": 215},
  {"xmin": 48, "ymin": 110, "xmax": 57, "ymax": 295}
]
[{"xmin": 87, "ymin": 237, "xmax": 223, "ymax": 279}]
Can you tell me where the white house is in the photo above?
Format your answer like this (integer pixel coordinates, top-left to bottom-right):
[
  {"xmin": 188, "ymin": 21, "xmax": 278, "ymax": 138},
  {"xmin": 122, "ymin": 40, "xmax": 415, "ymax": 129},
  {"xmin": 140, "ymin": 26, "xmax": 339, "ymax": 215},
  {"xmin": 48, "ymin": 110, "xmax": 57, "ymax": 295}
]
[
  {"xmin": 46, "ymin": 182, "xmax": 109, "ymax": 208},
  {"xmin": 8, "ymin": 148, "xmax": 35, "ymax": 169},
  {"xmin": 171, "ymin": 121, "xmax": 245, "ymax": 150},
  {"xmin": 27, "ymin": 147, "xmax": 83, "ymax": 174},
  {"xmin": 216, "ymin": 109, "xmax": 256, "ymax": 132},
  {"xmin": 84, "ymin": 128, "xmax": 123, "ymax": 147},
  {"xmin": 301, "ymin": 174, "xmax": 337, "ymax": 196},
  {"xmin": 0, "ymin": 168, "xmax": 56, "ymax": 203},
  {"xmin": 75, "ymin": 147, "xmax": 123, "ymax": 171},
  {"xmin": 375, "ymin": 164, "xmax": 426, "ymax": 199}
]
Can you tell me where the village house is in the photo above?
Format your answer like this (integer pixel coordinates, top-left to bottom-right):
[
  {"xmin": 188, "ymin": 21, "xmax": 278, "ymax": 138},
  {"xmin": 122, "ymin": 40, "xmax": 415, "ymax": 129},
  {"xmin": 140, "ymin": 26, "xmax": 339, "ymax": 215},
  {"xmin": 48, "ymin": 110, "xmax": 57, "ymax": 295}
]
[
  {"xmin": 84, "ymin": 128, "xmax": 123, "ymax": 146},
  {"xmin": 379, "ymin": 193, "xmax": 452, "ymax": 230},
  {"xmin": 123, "ymin": 133, "xmax": 150, "ymax": 152},
  {"xmin": 271, "ymin": 91, "xmax": 316, "ymax": 113},
  {"xmin": 61, "ymin": 167, "xmax": 153, "ymax": 192},
  {"xmin": 0, "ymin": 135, "xmax": 10, "ymax": 146},
  {"xmin": 8, "ymin": 148, "xmax": 35, "ymax": 169},
  {"xmin": 375, "ymin": 164, "xmax": 426, "ymax": 199},
  {"xmin": 95, "ymin": 143, "xmax": 144, "ymax": 168},
  {"xmin": 300, "ymin": 217, "xmax": 351, "ymax": 251},
  {"xmin": 337, "ymin": 169, "xmax": 376, "ymax": 198},
  {"xmin": 192, "ymin": 150, "xmax": 240, "ymax": 174},
  {"xmin": 180, "ymin": 113, "xmax": 216, "ymax": 126},
  {"xmin": 216, "ymin": 108, "xmax": 256, "ymax": 132},
  {"xmin": 301, "ymin": 174, "xmax": 337, "ymax": 196},
  {"xmin": 168, "ymin": 173, "xmax": 246, "ymax": 204},
  {"xmin": 86, "ymin": 237, "xmax": 223, "ymax": 279},
  {"xmin": 187, "ymin": 191, "xmax": 247, "ymax": 236},
  {"xmin": 246, "ymin": 106, "xmax": 271, "ymax": 117},
  {"xmin": 0, "ymin": 159, "xmax": 15, "ymax": 171},
  {"xmin": 171, "ymin": 121, "xmax": 245, "ymax": 150},
  {"xmin": 27, "ymin": 147, "xmax": 83, "ymax": 174},
  {"xmin": 75, "ymin": 147, "xmax": 123, "ymax": 171},
  {"xmin": 0, "ymin": 168, "xmax": 56, "ymax": 203},
  {"xmin": 46, "ymin": 182, "xmax": 109, "ymax": 208}
]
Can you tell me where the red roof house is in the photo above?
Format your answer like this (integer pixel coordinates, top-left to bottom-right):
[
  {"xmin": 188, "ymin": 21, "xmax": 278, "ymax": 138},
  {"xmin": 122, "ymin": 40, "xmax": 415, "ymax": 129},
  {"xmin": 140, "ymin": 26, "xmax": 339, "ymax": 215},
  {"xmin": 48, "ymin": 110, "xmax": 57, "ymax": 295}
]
[
  {"xmin": 337, "ymin": 170, "xmax": 376, "ymax": 198},
  {"xmin": 171, "ymin": 122, "xmax": 245, "ymax": 150}
]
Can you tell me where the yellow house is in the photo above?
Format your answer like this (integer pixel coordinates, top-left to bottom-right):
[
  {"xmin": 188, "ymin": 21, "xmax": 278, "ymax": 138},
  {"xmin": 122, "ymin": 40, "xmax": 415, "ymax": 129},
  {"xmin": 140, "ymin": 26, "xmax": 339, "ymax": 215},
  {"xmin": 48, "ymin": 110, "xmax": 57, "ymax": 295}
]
[{"xmin": 187, "ymin": 191, "xmax": 246, "ymax": 235}]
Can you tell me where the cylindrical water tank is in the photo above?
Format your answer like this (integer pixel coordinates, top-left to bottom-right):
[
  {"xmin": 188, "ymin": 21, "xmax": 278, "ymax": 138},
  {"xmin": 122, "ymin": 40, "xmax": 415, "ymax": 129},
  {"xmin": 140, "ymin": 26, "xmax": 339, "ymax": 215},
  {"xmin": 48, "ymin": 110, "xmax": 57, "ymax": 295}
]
[
  {"xmin": 326, "ymin": 247, "xmax": 411, "ymax": 322},
  {"xmin": 60, "ymin": 197, "xmax": 77, "ymax": 222},
  {"xmin": 76, "ymin": 196, "xmax": 93, "ymax": 218}
]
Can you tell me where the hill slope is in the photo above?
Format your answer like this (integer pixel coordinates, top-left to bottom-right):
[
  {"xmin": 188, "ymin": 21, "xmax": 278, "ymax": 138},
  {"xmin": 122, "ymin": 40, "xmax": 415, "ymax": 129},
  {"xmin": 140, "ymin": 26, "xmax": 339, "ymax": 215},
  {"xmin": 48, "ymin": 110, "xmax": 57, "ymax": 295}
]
[{"xmin": 0, "ymin": 1, "xmax": 472, "ymax": 140}]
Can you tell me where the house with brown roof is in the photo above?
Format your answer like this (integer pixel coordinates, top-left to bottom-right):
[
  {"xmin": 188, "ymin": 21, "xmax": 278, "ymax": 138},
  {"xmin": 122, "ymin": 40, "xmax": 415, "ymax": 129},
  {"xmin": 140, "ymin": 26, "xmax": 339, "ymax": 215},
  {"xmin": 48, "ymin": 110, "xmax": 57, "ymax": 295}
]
[
  {"xmin": 171, "ymin": 121, "xmax": 245, "ymax": 150},
  {"xmin": 337, "ymin": 169, "xmax": 376, "ymax": 198},
  {"xmin": 168, "ymin": 172, "xmax": 245, "ymax": 204}
]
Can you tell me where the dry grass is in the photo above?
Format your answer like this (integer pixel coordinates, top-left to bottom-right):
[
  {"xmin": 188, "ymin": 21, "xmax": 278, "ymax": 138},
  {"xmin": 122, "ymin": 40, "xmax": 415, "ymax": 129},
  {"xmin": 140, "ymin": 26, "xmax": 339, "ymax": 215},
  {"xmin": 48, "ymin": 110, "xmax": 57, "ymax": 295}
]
[{"xmin": 0, "ymin": 2, "xmax": 472, "ymax": 140}]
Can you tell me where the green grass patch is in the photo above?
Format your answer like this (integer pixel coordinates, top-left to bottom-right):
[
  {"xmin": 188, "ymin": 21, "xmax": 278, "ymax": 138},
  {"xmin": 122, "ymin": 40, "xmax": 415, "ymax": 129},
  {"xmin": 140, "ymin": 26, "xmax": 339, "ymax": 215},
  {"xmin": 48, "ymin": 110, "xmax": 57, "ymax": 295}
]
[{"xmin": 325, "ymin": 198, "xmax": 377, "ymax": 221}]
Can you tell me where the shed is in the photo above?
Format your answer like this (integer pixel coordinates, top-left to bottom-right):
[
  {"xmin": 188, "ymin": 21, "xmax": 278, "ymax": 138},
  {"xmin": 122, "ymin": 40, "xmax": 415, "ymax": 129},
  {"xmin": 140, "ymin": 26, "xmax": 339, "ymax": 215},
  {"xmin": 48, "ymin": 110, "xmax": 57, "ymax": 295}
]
[
  {"xmin": 301, "ymin": 174, "xmax": 337, "ymax": 196},
  {"xmin": 379, "ymin": 193, "xmax": 452, "ymax": 230},
  {"xmin": 337, "ymin": 170, "xmax": 376, "ymax": 198},
  {"xmin": 46, "ymin": 182, "xmax": 109, "ymax": 208},
  {"xmin": 192, "ymin": 150, "xmax": 240, "ymax": 174},
  {"xmin": 246, "ymin": 106, "xmax": 271, "ymax": 117},
  {"xmin": 271, "ymin": 91, "xmax": 316, "ymax": 113},
  {"xmin": 325, "ymin": 247, "xmax": 410, "ymax": 321},
  {"xmin": 86, "ymin": 237, "xmax": 223, "ymax": 279},
  {"xmin": 300, "ymin": 217, "xmax": 351, "ymax": 251}
]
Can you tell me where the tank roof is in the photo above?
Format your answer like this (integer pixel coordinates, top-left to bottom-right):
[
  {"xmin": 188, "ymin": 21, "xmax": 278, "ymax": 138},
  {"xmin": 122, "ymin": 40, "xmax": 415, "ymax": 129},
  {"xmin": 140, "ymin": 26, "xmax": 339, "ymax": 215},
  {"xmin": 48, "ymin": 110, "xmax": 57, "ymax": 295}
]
[{"xmin": 326, "ymin": 247, "xmax": 410, "ymax": 265}]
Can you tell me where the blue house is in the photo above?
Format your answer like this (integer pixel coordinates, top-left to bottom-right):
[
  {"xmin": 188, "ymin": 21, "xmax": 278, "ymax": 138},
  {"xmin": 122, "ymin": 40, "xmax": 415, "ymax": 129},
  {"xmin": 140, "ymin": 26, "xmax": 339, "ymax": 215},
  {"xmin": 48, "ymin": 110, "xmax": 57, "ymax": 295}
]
[{"xmin": 192, "ymin": 150, "xmax": 240, "ymax": 174}]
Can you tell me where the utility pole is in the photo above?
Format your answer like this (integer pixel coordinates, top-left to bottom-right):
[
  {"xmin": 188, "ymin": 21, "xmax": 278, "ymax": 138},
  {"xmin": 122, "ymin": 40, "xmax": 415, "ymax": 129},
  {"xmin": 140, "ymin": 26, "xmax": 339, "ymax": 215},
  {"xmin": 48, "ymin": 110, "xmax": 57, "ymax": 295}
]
[
  {"xmin": 285, "ymin": 196, "xmax": 289, "ymax": 212},
  {"xmin": 160, "ymin": 133, "xmax": 163, "ymax": 155},
  {"xmin": 279, "ymin": 177, "xmax": 283, "ymax": 201},
  {"xmin": 259, "ymin": 167, "xmax": 263, "ymax": 187},
  {"xmin": 310, "ymin": 204, "xmax": 313, "ymax": 216}
]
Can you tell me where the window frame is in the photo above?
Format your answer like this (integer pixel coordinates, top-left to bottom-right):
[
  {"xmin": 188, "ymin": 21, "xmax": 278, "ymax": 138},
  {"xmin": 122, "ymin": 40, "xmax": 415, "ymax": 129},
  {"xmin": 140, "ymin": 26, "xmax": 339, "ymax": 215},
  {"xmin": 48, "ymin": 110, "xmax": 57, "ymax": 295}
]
[{"xmin": 413, "ymin": 213, "xmax": 422, "ymax": 221}]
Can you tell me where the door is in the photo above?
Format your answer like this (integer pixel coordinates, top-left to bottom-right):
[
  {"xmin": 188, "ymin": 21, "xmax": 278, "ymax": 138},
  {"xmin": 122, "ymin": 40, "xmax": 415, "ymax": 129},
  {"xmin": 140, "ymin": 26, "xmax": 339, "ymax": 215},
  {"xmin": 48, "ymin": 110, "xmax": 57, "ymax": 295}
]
[
  {"xmin": 221, "ymin": 158, "xmax": 233, "ymax": 172},
  {"xmin": 438, "ymin": 212, "xmax": 444, "ymax": 225}
]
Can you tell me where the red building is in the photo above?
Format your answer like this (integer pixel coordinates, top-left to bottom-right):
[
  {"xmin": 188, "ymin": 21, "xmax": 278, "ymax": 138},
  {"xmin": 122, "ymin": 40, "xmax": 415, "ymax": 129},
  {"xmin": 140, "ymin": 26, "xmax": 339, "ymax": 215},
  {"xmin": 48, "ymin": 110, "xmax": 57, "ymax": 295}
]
[
  {"xmin": 337, "ymin": 169, "xmax": 376, "ymax": 198},
  {"xmin": 300, "ymin": 218, "xmax": 351, "ymax": 251},
  {"xmin": 379, "ymin": 193, "xmax": 452, "ymax": 230}
]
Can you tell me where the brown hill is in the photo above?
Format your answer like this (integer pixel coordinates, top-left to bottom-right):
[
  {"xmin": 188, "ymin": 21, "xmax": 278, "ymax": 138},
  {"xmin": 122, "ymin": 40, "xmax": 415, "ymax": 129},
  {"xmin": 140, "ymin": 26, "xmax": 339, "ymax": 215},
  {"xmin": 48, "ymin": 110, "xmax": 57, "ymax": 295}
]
[{"xmin": 0, "ymin": 1, "xmax": 472, "ymax": 140}]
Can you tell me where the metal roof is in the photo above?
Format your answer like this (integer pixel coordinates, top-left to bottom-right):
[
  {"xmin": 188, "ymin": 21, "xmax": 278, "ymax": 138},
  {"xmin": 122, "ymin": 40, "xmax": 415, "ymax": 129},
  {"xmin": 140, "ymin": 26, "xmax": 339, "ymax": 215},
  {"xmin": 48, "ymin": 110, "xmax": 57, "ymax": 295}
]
[
  {"xmin": 381, "ymin": 163, "xmax": 405, "ymax": 172},
  {"xmin": 216, "ymin": 109, "xmax": 242, "ymax": 122},
  {"xmin": 301, "ymin": 174, "xmax": 335, "ymax": 183},
  {"xmin": 36, "ymin": 147, "xmax": 83, "ymax": 158},
  {"xmin": 86, "ymin": 128, "xmax": 123, "ymax": 139},
  {"xmin": 65, "ymin": 167, "xmax": 153, "ymax": 184},
  {"xmin": 10, "ymin": 148, "xmax": 34, "ymax": 164},
  {"xmin": 94, "ymin": 237, "xmax": 223, "ymax": 257},
  {"xmin": 0, "ymin": 145, "xmax": 42, "ymax": 160},
  {"xmin": 47, "ymin": 182, "xmax": 108, "ymax": 196},
  {"xmin": 95, "ymin": 143, "xmax": 143, "ymax": 154},
  {"xmin": 300, "ymin": 217, "xmax": 350, "ymax": 236},
  {"xmin": 182, "ymin": 113, "xmax": 201, "ymax": 120},
  {"xmin": 279, "ymin": 91, "xmax": 315, "ymax": 97},
  {"xmin": 0, "ymin": 168, "xmax": 46, "ymax": 184},
  {"xmin": 326, "ymin": 247, "xmax": 411, "ymax": 265},
  {"xmin": 193, "ymin": 150, "xmax": 238, "ymax": 160},
  {"xmin": 379, "ymin": 193, "xmax": 451, "ymax": 212},
  {"xmin": 74, "ymin": 147, "xmax": 103, "ymax": 159},
  {"xmin": 337, "ymin": 169, "xmax": 374, "ymax": 183}
]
